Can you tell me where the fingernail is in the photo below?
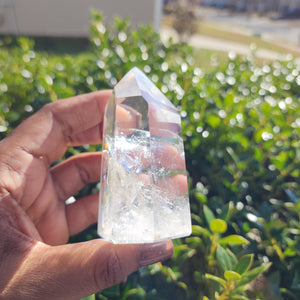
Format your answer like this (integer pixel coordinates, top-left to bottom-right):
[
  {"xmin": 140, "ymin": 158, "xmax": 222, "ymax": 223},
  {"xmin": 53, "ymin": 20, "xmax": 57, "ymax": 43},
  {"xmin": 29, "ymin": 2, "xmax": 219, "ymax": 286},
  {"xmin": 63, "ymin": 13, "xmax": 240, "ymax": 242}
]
[{"xmin": 139, "ymin": 240, "xmax": 174, "ymax": 267}]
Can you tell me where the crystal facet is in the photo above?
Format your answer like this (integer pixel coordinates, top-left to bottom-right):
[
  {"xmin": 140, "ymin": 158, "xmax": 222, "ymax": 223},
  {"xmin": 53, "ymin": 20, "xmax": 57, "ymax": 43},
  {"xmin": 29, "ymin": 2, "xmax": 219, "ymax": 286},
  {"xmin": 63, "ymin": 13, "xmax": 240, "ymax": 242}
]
[{"xmin": 98, "ymin": 67, "xmax": 191, "ymax": 244}]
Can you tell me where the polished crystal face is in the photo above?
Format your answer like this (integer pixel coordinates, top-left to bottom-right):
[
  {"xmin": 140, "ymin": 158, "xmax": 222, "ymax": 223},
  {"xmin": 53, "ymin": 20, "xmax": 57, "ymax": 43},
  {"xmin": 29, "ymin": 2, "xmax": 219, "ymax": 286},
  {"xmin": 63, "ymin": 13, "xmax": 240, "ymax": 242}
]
[{"xmin": 98, "ymin": 67, "xmax": 191, "ymax": 244}]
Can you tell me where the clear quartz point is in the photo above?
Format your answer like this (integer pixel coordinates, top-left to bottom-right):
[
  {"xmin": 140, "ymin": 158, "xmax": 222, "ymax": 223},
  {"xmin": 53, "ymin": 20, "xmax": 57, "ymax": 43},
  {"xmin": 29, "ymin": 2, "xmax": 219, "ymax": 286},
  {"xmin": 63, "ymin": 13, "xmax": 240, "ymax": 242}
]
[{"xmin": 98, "ymin": 67, "xmax": 191, "ymax": 244}]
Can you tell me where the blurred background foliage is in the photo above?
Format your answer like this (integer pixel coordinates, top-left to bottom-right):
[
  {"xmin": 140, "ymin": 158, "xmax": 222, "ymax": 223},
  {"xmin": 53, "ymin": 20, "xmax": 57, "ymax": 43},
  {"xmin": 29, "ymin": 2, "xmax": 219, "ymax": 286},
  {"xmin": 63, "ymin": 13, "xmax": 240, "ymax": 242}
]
[{"xmin": 1, "ymin": 10, "xmax": 300, "ymax": 300}]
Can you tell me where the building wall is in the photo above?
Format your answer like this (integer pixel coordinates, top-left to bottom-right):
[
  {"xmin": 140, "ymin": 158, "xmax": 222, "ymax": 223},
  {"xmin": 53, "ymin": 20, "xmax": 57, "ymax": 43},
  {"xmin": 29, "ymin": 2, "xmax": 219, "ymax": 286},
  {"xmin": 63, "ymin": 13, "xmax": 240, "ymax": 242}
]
[{"xmin": 0, "ymin": 0, "xmax": 162, "ymax": 37}]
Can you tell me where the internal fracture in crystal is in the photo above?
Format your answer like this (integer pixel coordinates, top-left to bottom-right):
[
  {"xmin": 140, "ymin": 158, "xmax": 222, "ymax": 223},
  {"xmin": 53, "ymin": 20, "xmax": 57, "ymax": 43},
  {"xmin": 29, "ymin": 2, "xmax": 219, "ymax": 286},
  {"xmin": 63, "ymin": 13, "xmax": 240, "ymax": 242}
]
[{"xmin": 98, "ymin": 67, "xmax": 191, "ymax": 244}]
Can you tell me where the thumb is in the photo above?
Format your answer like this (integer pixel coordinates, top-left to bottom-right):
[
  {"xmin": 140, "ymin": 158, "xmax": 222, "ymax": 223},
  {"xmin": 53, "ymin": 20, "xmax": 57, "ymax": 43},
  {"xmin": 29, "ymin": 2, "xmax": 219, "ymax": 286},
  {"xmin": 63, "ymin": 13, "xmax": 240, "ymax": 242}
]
[{"xmin": 7, "ymin": 239, "xmax": 174, "ymax": 300}]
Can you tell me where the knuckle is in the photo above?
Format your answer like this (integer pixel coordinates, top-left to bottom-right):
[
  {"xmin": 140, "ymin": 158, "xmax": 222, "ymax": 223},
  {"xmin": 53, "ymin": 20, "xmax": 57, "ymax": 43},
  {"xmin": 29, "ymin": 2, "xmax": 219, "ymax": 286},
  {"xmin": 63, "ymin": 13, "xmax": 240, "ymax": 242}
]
[
  {"xmin": 76, "ymin": 162, "xmax": 90, "ymax": 184},
  {"xmin": 41, "ymin": 102, "xmax": 57, "ymax": 117},
  {"xmin": 42, "ymin": 102, "xmax": 74, "ymax": 139},
  {"xmin": 94, "ymin": 247, "xmax": 125, "ymax": 289}
]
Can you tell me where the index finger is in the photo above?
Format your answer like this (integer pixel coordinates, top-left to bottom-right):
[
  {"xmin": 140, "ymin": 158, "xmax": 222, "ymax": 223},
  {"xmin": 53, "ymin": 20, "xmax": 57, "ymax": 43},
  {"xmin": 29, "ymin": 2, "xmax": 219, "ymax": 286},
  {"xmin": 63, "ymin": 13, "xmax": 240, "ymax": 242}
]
[{"xmin": 3, "ymin": 90, "xmax": 112, "ymax": 164}]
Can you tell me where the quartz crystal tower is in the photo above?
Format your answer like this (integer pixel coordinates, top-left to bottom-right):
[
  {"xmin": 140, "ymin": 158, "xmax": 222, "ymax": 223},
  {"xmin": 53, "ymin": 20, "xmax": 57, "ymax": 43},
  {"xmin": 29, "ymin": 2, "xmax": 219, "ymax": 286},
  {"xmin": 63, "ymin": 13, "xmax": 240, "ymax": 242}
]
[{"xmin": 98, "ymin": 67, "xmax": 191, "ymax": 244}]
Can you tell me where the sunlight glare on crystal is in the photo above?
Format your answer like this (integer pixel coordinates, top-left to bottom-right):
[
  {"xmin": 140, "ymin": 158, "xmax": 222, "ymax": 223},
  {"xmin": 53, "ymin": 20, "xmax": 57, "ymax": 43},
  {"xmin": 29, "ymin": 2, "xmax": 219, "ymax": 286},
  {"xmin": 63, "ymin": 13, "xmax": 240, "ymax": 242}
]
[{"xmin": 98, "ymin": 67, "xmax": 191, "ymax": 244}]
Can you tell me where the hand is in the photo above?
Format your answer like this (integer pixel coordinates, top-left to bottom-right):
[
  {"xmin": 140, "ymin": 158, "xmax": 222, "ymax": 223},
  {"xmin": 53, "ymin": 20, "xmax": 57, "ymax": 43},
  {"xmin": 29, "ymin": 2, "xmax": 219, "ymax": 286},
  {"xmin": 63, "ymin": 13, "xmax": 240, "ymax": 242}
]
[{"xmin": 0, "ymin": 91, "xmax": 174, "ymax": 300}]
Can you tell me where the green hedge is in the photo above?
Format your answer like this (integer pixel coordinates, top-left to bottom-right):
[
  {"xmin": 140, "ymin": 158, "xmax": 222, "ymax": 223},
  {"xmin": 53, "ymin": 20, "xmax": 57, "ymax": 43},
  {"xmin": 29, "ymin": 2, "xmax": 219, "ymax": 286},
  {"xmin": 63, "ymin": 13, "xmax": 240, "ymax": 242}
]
[{"xmin": 1, "ymin": 11, "xmax": 300, "ymax": 300}]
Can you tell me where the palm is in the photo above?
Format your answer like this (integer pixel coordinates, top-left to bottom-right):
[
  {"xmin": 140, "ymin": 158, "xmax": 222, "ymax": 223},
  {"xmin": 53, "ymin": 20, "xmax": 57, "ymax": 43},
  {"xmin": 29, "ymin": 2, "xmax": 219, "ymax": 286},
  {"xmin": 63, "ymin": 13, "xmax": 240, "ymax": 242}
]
[
  {"xmin": 27, "ymin": 165, "xmax": 70, "ymax": 245},
  {"xmin": 0, "ymin": 91, "xmax": 174, "ymax": 299},
  {"xmin": 30, "ymin": 152, "xmax": 101, "ymax": 245},
  {"xmin": 0, "ymin": 91, "xmax": 108, "ymax": 246}
]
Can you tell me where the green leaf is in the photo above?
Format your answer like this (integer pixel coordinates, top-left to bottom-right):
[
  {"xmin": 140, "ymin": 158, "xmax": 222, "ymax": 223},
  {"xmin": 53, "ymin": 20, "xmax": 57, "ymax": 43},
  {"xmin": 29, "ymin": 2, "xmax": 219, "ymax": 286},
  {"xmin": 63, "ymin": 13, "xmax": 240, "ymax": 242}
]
[
  {"xmin": 236, "ymin": 263, "xmax": 272, "ymax": 288},
  {"xmin": 207, "ymin": 114, "xmax": 221, "ymax": 128},
  {"xmin": 230, "ymin": 295, "xmax": 250, "ymax": 300},
  {"xmin": 205, "ymin": 273, "xmax": 227, "ymax": 288},
  {"xmin": 283, "ymin": 247, "xmax": 299, "ymax": 257},
  {"xmin": 192, "ymin": 225, "xmax": 211, "ymax": 237},
  {"xmin": 224, "ymin": 92, "xmax": 234, "ymax": 106},
  {"xmin": 81, "ymin": 295, "xmax": 95, "ymax": 300},
  {"xmin": 125, "ymin": 285, "xmax": 146, "ymax": 297},
  {"xmin": 284, "ymin": 202, "xmax": 300, "ymax": 213},
  {"xmin": 219, "ymin": 235, "xmax": 249, "ymax": 246},
  {"xmin": 226, "ymin": 248, "xmax": 238, "ymax": 269},
  {"xmin": 177, "ymin": 281, "xmax": 188, "ymax": 291},
  {"xmin": 235, "ymin": 254, "xmax": 253, "ymax": 275},
  {"xmin": 209, "ymin": 219, "xmax": 227, "ymax": 233},
  {"xmin": 226, "ymin": 146, "xmax": 239, "ymax": 165},
  {"xmin": 216, "ymin": 246, "xmax": 232, "ymax": 272},
  {"xmin": 203, "ymin": 205, "xmax": 215, "ymax": 225},
  {"xmin": 219, "ymin": 201, "xmax": 234, "ymax": 222},
  {"xmin": 224, "ymin": 270, "xmax": 241, "ymax": 281}
]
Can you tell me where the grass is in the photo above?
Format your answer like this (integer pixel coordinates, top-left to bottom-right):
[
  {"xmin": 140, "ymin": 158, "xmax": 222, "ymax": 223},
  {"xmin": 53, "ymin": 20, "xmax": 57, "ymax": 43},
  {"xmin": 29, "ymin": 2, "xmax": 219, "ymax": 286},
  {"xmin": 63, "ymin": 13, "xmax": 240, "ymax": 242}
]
[
  {"xmin": 163, "ymin": 15, "xmax": 275, "ymax": 71},
  {"xmin": 192, "ymin": 48, "xmax": 268, "ymax": 71},
  {"xmin": 198, "ymin": 21, "xmax": 300, "ymax": 57},
  {"xmin": 192, "ymin": 48, "xmax": 229, "ymax": 70},
  {"xmin": 163, "ymin": 15, "xmax": 300, "ymax": 58}
]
